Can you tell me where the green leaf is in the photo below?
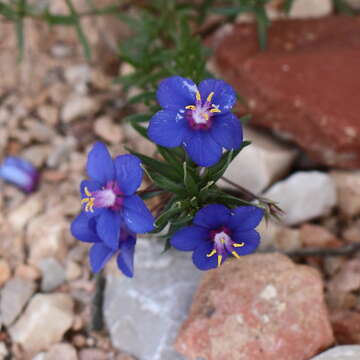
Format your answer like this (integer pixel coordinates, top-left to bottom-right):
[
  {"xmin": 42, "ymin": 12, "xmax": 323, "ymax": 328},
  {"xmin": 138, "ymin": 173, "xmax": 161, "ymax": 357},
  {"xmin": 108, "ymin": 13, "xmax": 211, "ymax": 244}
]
[
  {"xmin": 183, "ymin": 162, "xmax": 198, "ymax": 195},
  {"xmin": 148, "ymin": 170, "xmax": 187, "ymax": 195},
  {"xmin": 64, "ymin": 0, "xmax": 91, "ymax": 60},
  {"xmin": 128, "ymin": 91, "xmax": 156, "ymax": 105},
  {"xmin": 123, "ymin": 113, "xmax": 152, "ymax": 124},
  {"xmin": 255, "ymin": 6, "xmax": 269, "ymax": 50},
  {"xmin": 128, "ymin": 148, "xmax": 182, "ymax": 183},
  {"xmin": 130, "ymin": 122, "xmax": 149, "ymax": 139},
  {"xmin": 155, "ymin": 206, "xmax": 182, "ymax": 228}
]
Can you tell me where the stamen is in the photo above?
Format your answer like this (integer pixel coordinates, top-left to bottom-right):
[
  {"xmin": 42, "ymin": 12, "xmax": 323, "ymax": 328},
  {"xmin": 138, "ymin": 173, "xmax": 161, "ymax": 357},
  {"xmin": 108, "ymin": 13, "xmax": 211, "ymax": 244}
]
[
  {"xmin": 207, "ymin": 249, "xmax": 217, "ymax": 257},
  {"xmin": 233, "ymin": 242, "xmax": 245, "ymax": 248},
  {"xmin": 220, "ymin": 237, "xmax": 225, "ymax": 244},
  {"xmin": 217, "ymin": 255, "xmax": 223, "ymax": 267},
  {"xmin": 210, "ymin": 104, "xmax": 221, "ymax": 113},
  {"xmin": 185, "ymin": 105, "xmax": 196, "ymax": 110},
  {"xmin": 195, "ymin": 91, "xmax": 201, "ymax": 102},
  {"xmin": 232, "ymin": 251, "xmax": 241, "ymax": 259},
  {"xmin": 82, "ymin": 186, "xmax": 95, "ymax": 213},
  {"xmin": 206, "ymin": 92, "xmax": 215, "ymax": 103}
]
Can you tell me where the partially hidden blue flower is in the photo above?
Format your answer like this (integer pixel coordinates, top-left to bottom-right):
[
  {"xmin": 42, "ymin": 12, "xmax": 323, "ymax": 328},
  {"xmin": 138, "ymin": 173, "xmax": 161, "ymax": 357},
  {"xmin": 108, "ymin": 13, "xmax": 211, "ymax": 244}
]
[
  {"xmin": 148, "ymin": 76, "xmax": 243, "ymax": 167},
  {"xmin": 170, "ymin": 204, "xmax": 264, "ymax": 270},
  {"xmin": 0, "ymin": 156, "xmax": 39, "ymax": 193},
  {"xmin": 75, "ymin": 142, "xmax": 154, "ymax": 251},
  {"xmin": 71, "ymin": 212, "xmax": 136, "ymax": 277}
]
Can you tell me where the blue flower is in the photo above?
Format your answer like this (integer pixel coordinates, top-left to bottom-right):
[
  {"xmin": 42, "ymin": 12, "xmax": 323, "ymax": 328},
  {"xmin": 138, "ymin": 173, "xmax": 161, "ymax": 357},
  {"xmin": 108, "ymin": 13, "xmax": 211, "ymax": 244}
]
[
  {"xmin": 0, "ymin": 156, "xmax": 39, "ymax": 193},
  {"xmin": 71, "ymin": 213, "xmax": 136, "ymax": 277},
  {"xmin": 78, "ymin": 142, "xmax": 154, "ymax": 250},
  {"xmin": 148, "ymin": 76, "xmax": 243, "ymax": 167},
  {"xmin": 170, "ymin": 204, "xmax": 263, "ymax": 270}
]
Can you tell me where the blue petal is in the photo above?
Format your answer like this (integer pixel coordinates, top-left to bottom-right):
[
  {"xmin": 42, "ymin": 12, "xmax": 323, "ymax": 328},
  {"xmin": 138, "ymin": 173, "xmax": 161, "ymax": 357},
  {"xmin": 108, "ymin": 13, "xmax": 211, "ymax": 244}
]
[
  {"xmin": 123, "ymin": 195, "xmax": 154, "ymax": 233},
  {"xmin": 192, "ymin": 242, "xmax": 218, "ymax": 271},
  {"xmin": 117, "ymin": 235, "xmax": 136, "ymax": 278},
  {"xmin": 96, "ymin": 209, "xmax": 121, "ymax": 250},
  {"xmin": 157, "ymin": 76, "xmax": 197, "ymax": 110},
  {"xmin": 210, "ymin": 113, "xmax": 243, "ymax": 150},
  {"xmin": 86, "ymin": 142, "xmax": 115, "ymax": 184},
  {"xmin": 198, "ymin": 79, "xmax": 237, "ymax": 113},
  {"xmin": 71, "ymin": 213, "xmax": 100, "ymax": 243},
  {"xmin": 232, "ymin": 229, "xmax": 260, "ymax": 255},
  {"xmin": 80, "ymin": 180, "xmax": 101, "ymax": 197},
  {"xmin": 89, "ymin": 243, "xmax": 115, "ymax": 273},
  {"xmin": 228, "ymin": 206, "xmax": 264, "ymax": 231},
  {"xmin": 114, "ymin": 154, "xmax": 143, "ymax": 196},
  {"xmin": 193, "ymin": 204, "xmax": 231, "ymax": 229},
  {"xmin": 183, "ymin": 131, "xmax": 222, "ymax": 167},
  {"xmin": 0, "ymin": 160, "xmax": 37, "ymax": 192},
  {"xmin": 148, "ymin": 110, "xmax": 190, "ymax": 148},
  {"xmin": 171, "ymin": 225, "xmax": 209, "ymax": 251}
]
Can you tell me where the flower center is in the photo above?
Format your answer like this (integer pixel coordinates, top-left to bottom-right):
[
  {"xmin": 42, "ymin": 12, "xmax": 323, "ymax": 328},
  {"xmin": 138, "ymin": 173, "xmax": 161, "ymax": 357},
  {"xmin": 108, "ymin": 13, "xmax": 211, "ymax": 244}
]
[
  {"xmin": 81, "ymin": 181, "xmax": 124, "ymax": 213},
  {"xmin": 207, "ymin": 227, "xmax": 245, "ymax": 267},
  {"xmin": 185, "ymin": 91, "xmax": 221, "ymax": 130}
]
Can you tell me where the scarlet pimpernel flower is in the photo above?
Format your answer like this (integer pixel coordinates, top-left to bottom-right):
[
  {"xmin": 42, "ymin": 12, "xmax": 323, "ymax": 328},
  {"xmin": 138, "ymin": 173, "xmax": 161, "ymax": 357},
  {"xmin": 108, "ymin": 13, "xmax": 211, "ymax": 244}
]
[
  {"xmin": 170, "ymin": 204, "xmax": 264, "ymax": 270},
  {"xmin": 148, "ymin": 76, "xmax": 243, "ymax": 167},
  {"xmin": 73, "ymin": 142, "xmax": 154, "ymax": 251},
  {"xmin": 0, "ymin": 156, "xmax": 39, "ymax": 193},
  {"xmin": 71, "ymin": 213, "xmax": 136, "ymax": 277}
]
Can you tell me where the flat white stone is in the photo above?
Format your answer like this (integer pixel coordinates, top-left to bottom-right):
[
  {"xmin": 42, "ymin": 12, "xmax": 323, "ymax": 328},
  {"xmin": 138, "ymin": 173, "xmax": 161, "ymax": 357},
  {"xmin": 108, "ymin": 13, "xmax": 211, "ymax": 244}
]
[
  {"xmin": 311, "ymin": 345, "xmax": 360, "ymax": 359},
  {"xmin": 104, "ymin": 238, "xmax": 202, "ymax": 360},
  {"xmin": 264, "ymin": 171, "xmax": 337, "ymax": 226},
  {"xmin": 218, "ymin": 127, "xmax": 297, "ymax": 194}
]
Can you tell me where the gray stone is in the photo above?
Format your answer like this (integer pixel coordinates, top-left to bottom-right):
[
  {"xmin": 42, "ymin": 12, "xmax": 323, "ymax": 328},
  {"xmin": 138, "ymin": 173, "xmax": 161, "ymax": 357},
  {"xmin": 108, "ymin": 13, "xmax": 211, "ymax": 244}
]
[
  {"xmin": 264, "ymin": 171, "xmax": 337, "ymax": 226},
  {"xmin": 39, "ymin": 257, "xmax": 66, "ymax": 292},
  {"xmin": 288, "ymin": 0, "xmax": 332, "ymax": 19},
  {"xmin": 104, "ymin": 238, "xmax": 202, "ymax": 360},
  {"xmin": 311, "ymin": 345, "xmax": 360, "ymax": 359},
  {"xmin": 61, "ymin": 95, "xmax": 100, "ymax": 123},
  {"xmin": 0, "ymin": 277, "xmax": 36, "ymax": 326},
  {"xmin": 9, "ymin": 293, "xmax": 74, "ymax": 353}
]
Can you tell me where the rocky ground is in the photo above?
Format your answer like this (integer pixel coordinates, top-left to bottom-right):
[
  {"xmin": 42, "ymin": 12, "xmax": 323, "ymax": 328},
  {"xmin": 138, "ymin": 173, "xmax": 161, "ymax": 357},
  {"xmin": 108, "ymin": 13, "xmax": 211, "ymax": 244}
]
[{"xmin": 1, "ymin": 0, "xmax": 360, "ymax": 359}]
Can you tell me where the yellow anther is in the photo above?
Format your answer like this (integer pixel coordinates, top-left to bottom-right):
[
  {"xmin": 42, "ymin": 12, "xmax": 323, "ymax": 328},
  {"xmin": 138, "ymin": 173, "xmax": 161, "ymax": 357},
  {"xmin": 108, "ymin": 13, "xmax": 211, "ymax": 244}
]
[
  {"xmin": 196, "ymin": 91, "xmax": 201, "ymax": 102},
  {"xmin": 84, "ymin": 186, "xmax": 92, "ymax": 197},
  {"xmin": 210, "ymin": 104, "xmax": 221, "ymax": 113},
  {"xmin": 206, "ymin": 249, "xmax": 217, "ymax": 258},
  {"xmin": 82, "ymin": 186, "xmax": 95, "ymax": 213},
  {"xmin": 206, "ymin": 92, "xmax": 215, "ymax": 103},
  {"xmin": 185, "ymin": 105, "xmax": 196, "ymax": 110},
  {"xmin": 233, "ymin": 242, "xmax": 245, "ymax": 248},
  {"xmin": 217, "ymin": 255, "xmax": 223, "ymax": 267},
  {"xmin": 220, "ymin": 237, "xmax": 225, "ymax": 244},
  {"xmin": 232, "ymin": 251, "xmax": 241, "ymax": 259}
]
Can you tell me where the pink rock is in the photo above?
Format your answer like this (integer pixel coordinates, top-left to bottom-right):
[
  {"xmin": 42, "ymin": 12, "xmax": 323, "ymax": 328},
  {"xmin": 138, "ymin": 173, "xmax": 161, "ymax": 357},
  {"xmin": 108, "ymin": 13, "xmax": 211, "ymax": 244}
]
[
  {"xmin": 212, "ymin": 16, "xmax": 360, "ymax": 168},
  {"xmin": 175, "ymin": 253, "xmax": 334, "ymax": 360}
]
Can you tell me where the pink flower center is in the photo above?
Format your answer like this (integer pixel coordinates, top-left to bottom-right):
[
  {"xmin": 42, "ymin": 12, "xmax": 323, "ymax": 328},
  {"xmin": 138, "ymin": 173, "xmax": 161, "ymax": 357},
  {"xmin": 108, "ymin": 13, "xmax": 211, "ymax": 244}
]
[
  {"xmin": 185, "ymin": 91, "xmax": 221, "ymax": 130},
  {"xmin": 207, "ymin": 226, "xmax": 245, "ymax": 267},
  {"xmin": 81, "ymin": 181, "xmax": 124, "ymax": 212}
]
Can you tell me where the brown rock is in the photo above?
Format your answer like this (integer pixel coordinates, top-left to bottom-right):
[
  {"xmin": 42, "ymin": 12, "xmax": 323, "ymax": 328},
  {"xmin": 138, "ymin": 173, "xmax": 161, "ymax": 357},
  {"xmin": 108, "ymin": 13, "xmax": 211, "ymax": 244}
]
[
  {"xmin": 78, "ymin": 348, "xmax": 107, "ymax": 360},
  {"xmin": 331, "ymin": 171, "xmax": 360, "ymax": 218},
  {"xmin": 213, "ymin": 16, "xmax": 360, "ymax": 168},
  {"xmin": 0, "ymin": 259, "xmax": 11, "ymax": 287},
  {"xmin": 299, "ymin": 224, "xmax": 340, "ymax": 248},
  {"xmin": 328, "ymin": 258, "xmax": 360, "ymax": 294},
  {"xmin": 175, "ymin": 253, "xmax": 333, "ymax": 360},
  {"xmin": 330, "ymin": 310, "xmax": 360, "ymax": 344}
]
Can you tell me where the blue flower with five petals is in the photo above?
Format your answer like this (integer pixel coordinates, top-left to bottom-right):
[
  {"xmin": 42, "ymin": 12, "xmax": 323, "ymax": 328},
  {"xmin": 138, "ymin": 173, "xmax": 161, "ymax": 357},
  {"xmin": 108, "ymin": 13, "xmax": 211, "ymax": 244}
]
[
  {"xmin": 71, "ymin": 213, "xmax": 137, "ymax": 277},
  {"xmin": 170, "ymin": 204, "xmax": 263, "ymax": 270},
  {"xmin": 148, "ymin": 76, "xmax": 243, "ymax": 167},
  {"xmin": 75, "ymin": 142, "xmax": 154, "ymax": 250}
]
